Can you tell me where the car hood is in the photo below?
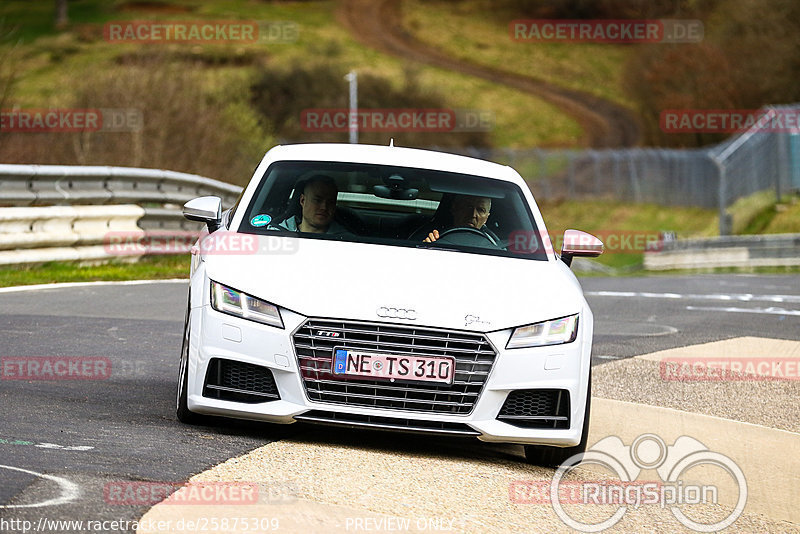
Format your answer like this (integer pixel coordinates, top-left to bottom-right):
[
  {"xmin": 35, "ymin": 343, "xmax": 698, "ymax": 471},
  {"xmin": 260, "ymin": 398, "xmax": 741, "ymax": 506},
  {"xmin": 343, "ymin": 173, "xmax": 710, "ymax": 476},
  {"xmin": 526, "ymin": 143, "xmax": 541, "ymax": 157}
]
[{"xmin": 203, "ymin": 235, "xmax": 586, "ymax": 332}]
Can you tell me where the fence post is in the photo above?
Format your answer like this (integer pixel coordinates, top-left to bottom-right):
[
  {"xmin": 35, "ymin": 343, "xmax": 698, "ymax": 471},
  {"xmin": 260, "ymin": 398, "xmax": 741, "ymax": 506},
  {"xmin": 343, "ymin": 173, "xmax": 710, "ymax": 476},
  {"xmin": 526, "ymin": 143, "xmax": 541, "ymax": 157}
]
[
  {"xmin": 629, "ymin": 151, "xmax": 641, "ymax": 202},
  {"xmin": 591, "ymin": 151, "xmax": 600, "ymax": 195},
  {"xmin": 567, "ymin": 152, "xmax": 575, "ymax": 197},
  {"xmin": 714, "ymin": 157, "xmax": 730, "ymax": 235},
  {"xmin": 775, "ymin": 131, "xmax": 788, "ymax": 202}
]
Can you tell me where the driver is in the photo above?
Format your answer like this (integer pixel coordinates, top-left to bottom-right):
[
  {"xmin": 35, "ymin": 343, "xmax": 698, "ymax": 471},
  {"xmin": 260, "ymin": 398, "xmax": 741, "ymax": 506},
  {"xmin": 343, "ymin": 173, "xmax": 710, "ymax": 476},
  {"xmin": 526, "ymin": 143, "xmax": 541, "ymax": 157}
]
[{"xmin": 423, "ymin": 195, "xmax": 492, "ymax": 243}]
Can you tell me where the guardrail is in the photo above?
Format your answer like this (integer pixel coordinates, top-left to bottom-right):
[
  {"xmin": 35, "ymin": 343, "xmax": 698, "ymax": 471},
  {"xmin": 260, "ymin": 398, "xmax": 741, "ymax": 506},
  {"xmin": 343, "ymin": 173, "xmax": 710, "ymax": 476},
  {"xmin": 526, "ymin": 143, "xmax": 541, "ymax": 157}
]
[
  {"xmin": 0, "ymin": 164, "xmax": 244, "ymax": 264},
  {"xmin": 0, "ymin": 205, "xmax": 146, "ymax": 265},
  {"xmin": 644, "ymin": 233, "xmax": 800, "ymax": 270},
  {"xmin": 0, "ymin": 163, "xmax": 242, "ymax": 208},
  {"xmin": 1, "ymin": 163, "xmax": 797, "ymax": 270}
]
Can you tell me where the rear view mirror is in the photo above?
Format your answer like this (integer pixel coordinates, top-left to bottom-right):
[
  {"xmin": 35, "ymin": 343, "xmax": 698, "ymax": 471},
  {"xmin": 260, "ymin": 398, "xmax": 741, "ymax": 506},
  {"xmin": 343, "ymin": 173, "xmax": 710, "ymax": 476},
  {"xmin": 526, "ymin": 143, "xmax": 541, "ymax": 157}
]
[
  {"xmin": 374, "ymin": 173, "xmax": 419, "ymax": 200},
  {"xmin": 183, "ymin": 196, "xmax": 222, "ymax": 232},
  {"xmin": 560, "ymin": 229, "xmax": 603, "ymax": 267}
]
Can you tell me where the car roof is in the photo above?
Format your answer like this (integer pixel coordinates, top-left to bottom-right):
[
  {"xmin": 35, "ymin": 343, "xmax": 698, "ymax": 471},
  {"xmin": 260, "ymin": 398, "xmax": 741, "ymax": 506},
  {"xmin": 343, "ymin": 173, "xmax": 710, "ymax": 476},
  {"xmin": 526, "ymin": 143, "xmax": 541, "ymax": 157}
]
[{"xmin": 263, "ymin": 143, "xmax": 525, "ymax": 186}]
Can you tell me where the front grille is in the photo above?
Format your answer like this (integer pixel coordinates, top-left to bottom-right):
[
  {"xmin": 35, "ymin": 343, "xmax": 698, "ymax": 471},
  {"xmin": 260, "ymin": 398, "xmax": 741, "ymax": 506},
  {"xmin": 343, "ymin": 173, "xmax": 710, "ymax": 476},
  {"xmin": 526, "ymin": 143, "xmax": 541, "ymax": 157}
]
[
  {"xmin": 294, "ymin": 410, "xmax": 480, "ymax": 436},
  {"xmin": 497, "ymin": 389, "xmax": 570, "ymax": 429},
  {"xmin": 203, "ymin": 358, "xmax": 280, "ymax": 404},
  {"xmin": 293, "ymin": 319, "xmax": 497, "ymax": 415}
]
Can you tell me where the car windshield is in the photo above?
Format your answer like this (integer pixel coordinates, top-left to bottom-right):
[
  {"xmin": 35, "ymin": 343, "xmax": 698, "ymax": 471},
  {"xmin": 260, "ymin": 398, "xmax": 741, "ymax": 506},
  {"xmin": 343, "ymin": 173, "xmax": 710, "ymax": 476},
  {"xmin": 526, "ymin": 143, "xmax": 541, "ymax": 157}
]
[{"xmin": 238, "ymin": 160, "xmax": 549, "ymax": 261}]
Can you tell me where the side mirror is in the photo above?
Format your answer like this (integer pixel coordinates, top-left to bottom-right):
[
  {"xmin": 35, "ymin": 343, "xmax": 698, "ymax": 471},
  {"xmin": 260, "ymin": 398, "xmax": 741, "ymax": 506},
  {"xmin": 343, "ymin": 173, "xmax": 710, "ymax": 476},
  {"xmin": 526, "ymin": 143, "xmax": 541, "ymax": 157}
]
[
  {"xmin": 183, "ymin": 196, "xmax": 222, "ymax": 233},
  {"xmin": 560, "ymin": 229, "xmax": 603, "ymax": 267}
]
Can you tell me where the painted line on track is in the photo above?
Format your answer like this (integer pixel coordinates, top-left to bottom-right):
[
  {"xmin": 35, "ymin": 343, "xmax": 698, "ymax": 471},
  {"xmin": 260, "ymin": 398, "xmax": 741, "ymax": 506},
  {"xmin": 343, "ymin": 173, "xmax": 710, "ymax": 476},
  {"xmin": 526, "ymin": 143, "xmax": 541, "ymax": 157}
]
[
  {"xmin": 0, "ymin": 465, "xmax": 80, "ymax": 509},
  {"xmin": 685, "ymin": 305, "xmax": 800, "ymax": 317},
  {"xmin": 1, "ymin": 438, "xmax": 94, "ymax": 451},
  {"xmin": 0, "ymin": 279, "xmax": 187, "ymax": 295},
  {"xmin": 586, "ymin": 290, "xmax": 800, "ymax": 304}
]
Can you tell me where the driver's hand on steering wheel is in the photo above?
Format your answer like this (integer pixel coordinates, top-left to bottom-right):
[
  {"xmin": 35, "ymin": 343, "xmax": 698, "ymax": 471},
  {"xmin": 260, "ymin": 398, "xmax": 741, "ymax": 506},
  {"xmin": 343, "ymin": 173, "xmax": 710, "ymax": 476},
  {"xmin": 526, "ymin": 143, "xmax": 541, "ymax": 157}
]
[{"xmin": 423, "ymin": 229, "xmax": 440, "ymax": 243}]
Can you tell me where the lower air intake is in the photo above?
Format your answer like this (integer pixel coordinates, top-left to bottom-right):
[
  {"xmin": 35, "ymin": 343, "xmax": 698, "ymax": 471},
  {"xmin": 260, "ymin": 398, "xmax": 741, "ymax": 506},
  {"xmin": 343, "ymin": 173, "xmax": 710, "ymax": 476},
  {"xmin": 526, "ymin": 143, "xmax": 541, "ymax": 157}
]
[{"xmin": 203, "ymin": 358, "xmax": 280, "ymax": 404}]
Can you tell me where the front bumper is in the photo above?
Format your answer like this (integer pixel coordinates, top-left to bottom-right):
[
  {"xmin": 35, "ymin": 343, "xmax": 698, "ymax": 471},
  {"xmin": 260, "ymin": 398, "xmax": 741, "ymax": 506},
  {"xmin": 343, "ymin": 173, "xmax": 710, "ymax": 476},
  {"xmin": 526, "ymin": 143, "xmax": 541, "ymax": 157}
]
[{"xmin": 186, "ymin": 303, "xmax": 592, "ymax": 447}]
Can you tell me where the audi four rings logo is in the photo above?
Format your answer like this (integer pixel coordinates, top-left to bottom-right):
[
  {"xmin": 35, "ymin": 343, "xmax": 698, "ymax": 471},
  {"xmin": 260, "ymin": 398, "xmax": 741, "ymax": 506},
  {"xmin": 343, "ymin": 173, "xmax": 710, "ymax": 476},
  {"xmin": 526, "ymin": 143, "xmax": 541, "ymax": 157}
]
[{"xmin": 376, "ymin": 307, "xmax": 417, "ymax": 320}]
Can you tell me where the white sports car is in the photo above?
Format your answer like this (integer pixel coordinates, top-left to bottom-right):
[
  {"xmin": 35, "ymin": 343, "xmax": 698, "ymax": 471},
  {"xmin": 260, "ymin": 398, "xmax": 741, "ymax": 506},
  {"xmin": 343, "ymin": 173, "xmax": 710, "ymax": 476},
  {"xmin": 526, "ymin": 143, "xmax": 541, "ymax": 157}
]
[{"xmin": 178, "ymin": 143, "xmax": 603, "ymax": 466}]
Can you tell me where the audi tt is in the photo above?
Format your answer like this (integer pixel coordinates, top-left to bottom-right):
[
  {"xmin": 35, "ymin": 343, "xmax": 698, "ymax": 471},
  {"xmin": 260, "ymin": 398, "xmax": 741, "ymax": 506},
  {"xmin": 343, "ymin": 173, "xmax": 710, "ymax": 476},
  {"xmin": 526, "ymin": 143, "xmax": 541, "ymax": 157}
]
[{"xmin": 177, "ymin": 143, "xmax": 603, "ymax": 466}]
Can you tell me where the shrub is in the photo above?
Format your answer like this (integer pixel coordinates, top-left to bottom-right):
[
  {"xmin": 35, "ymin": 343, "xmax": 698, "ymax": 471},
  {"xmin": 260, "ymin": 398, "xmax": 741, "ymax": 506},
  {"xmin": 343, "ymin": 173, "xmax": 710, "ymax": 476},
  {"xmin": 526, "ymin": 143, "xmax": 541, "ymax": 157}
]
[
  {"xmin": 0, "ymin": 54, "xmax": 268, "ymax": 186},
  {"xmin": 250, "ymin": 62, "xmax": 491, "ymax": 148}
]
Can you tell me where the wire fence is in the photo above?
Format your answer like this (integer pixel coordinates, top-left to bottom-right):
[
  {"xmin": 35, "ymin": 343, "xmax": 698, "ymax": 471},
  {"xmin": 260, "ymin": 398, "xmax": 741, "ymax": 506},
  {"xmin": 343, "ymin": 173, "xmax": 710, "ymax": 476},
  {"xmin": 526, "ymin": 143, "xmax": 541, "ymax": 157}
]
[{"xmin": 445, "ymin": 104, "xmax": 800, "ymax": 235}]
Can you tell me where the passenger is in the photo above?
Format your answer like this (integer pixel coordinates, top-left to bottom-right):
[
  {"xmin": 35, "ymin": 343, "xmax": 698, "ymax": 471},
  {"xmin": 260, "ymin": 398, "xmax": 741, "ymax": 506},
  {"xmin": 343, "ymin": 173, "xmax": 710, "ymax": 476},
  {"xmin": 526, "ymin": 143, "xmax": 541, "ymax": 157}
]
[
  {"xmin": 279, "ymin": 175, "xmax": 349, "ymax": 235},
  {"xmin": 423, "ymin": 195, "xmax": 493, "ymax": 243}
]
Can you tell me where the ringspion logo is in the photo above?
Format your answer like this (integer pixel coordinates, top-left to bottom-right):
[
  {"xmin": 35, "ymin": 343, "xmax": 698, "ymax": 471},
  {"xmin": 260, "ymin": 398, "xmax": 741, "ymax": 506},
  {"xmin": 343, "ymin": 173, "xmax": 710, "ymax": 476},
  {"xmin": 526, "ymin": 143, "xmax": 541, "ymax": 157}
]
[{"xmin": 513, "ymin": 433, "xmax": 747, "ymax": 532}]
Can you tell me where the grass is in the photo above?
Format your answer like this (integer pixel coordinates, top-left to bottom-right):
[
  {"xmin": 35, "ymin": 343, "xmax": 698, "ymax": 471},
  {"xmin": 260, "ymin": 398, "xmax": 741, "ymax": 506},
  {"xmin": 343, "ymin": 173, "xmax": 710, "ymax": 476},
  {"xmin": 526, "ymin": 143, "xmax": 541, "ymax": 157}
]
[
  {"xmin": 1, "ymin": 1, "xmax": 796, "ymax": 282},
  {"xmin": 3, "ymin": 244, "xmax": 796, "ymax": 288},
  {"xmin": 727, "ymin": 190, "xmax": 780, "ymax": 234},
  {"xmin": 0, "ymin": 192, "xmax": 796, "ymax": 286},
  {"xmin": 538, "ymin": 199, "xmax": 718, "ymax": 269},
  {"xmin": 0, "ymin": 0, "xmax": 581, "ymax": 149},
  {"xmin": 739, "ymin": 193, "xmax": 800, "ymax": 235},
  {"xmin": 546, "ymin": 192, "xmax": 800, "ymax": 271},
  {"xmin": 402, "ymin": 0, "xmax": 635, "ymax": 107},
  {"xmin": 0, "ymin": 254, "xmax": 189, "ymax": 288}
]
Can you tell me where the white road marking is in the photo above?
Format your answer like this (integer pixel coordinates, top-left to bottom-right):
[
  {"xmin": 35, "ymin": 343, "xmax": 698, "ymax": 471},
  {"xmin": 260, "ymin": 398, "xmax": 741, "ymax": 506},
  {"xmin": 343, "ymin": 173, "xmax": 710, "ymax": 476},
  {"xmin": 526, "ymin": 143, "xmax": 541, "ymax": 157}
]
[
  {"xmin": 36, "ymin": 443, "xmax": 95, "ymax": 451},
  {"xmin": 594, "ymin": 321, "xmax": 678, "ymax": 336},
  {"xmin": 1, "ymin": 438, "xmax": 94, "ymax": 451},
  {"xmin": 0, "ymin": 465, "xmax": 80, "ymax": 508},
  {"xmin": 0, "ymin": 279, "xmax": 186, "ymax": 294},
  {"xmin": 686, "ymin": 305, "xmax": 800, "ymax": 317},
  {"xmin": 586, "ymin": 290, "xmax": 800, "ymax": 304}
]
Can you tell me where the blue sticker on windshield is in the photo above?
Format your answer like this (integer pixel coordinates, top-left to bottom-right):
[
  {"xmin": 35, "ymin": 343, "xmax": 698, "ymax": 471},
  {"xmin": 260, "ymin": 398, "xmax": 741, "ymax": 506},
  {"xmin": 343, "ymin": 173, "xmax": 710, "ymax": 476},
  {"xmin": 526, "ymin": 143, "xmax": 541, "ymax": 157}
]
[{"xmin": 250, "ymin": 214, "xmax": 272, "ymax": 227}]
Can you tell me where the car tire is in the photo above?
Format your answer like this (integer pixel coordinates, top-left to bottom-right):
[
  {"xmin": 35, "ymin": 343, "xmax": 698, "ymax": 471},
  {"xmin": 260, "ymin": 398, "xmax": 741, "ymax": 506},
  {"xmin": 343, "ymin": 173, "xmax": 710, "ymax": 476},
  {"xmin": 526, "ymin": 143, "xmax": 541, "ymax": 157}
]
[
  {"xmin": 176, "ymin": 304, "xmax": 211, "ymax": 425},
  {"xmin": 524, "ymin": 371, "xmax": 591, "ymax": 468}
]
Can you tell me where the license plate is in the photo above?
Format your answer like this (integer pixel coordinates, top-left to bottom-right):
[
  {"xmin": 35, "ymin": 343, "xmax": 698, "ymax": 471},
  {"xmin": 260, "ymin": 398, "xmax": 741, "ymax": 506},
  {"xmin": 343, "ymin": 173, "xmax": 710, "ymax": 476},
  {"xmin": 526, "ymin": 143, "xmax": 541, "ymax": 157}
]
[{"xmin": 331, "ymin": 348, "xmax": 455, "ymax": 385}]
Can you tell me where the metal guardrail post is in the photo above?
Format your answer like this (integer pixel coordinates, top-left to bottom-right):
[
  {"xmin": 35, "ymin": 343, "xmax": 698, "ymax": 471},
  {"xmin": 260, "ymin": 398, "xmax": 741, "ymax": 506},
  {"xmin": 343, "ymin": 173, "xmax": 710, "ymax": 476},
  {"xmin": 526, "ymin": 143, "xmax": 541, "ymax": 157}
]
[
  {"xmin": 714, "ymin": 157, "xmax": 730, "ymax": 236},
  {"xmin": 774, "ymin": 114, "xmax": 789, "ymax": 201},
  {"xmin": 791, "ymin": 132, "xmax": 800, "ymax": 190}
]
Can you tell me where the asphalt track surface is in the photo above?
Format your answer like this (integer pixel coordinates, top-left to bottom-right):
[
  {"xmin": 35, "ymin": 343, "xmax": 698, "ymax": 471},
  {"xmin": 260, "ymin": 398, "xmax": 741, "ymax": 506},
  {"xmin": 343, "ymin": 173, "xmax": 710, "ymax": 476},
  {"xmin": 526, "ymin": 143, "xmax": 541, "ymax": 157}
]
[{"xmin": 1, "ymin": 274, "xmax": 798, "ymax": 533}]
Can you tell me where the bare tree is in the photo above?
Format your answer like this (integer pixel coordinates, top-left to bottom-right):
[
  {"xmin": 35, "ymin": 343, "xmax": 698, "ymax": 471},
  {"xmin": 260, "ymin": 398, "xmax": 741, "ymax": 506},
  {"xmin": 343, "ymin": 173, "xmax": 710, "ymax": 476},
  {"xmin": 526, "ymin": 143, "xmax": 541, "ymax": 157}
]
[
  {"xmin": 55, "ymin": 0, "xmax": 68, "ymax": 29},
  {"xmin": 0, "ymin": 24, "xmax": 18, "ymax": 119}
]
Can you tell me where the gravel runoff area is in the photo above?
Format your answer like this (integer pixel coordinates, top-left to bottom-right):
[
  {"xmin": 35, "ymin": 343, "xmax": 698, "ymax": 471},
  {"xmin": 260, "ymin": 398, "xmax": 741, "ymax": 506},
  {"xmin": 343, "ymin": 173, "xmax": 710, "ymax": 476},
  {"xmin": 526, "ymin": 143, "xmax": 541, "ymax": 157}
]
[
  {"xmin": 593, "ymin": 336, "xmax": 800, "ymax": 433},
  {"xmin": 171, "ymin": 432, "xmax": 796, "ymax": 534},
  {"xmin": 138, "ymin": 336, "xmax": 800, "ymax": 533}
]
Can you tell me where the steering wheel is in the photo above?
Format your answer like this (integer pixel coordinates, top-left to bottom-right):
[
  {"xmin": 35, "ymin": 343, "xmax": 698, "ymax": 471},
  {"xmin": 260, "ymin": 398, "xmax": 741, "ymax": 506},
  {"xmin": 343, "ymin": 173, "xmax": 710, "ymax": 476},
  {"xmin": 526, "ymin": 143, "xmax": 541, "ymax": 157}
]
[{"xmin": 435, "ymin": 227, "xmax": 499, "ymax": 247}]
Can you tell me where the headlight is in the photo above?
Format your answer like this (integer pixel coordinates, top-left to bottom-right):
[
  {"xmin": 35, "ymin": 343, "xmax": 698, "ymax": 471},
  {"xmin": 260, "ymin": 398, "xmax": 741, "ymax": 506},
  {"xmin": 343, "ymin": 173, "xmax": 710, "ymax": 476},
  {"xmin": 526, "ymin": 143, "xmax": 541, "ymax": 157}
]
[
  {"xmin": 210, "ymin": 281, "xmax": 284, "ymax": 328},
  {"xmin": 506, "ymin": 314, "xmax": 578, "ymax": 349}
]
